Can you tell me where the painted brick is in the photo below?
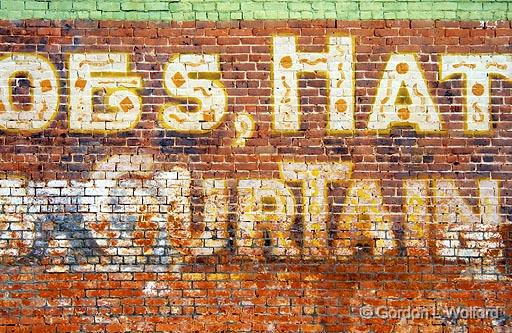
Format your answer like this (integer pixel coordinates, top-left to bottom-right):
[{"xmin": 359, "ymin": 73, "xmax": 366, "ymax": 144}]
[
  {"xmin": 97, "ymin": 2, "xmax": 121, "ymax": 12},
  {"xmin": 0, "ymin": 0, "xmax": 510, "ymax": 20}
]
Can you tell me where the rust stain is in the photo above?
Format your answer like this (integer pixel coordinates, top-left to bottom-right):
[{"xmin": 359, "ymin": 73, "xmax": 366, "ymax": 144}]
[
  {"xmin": 90, "ymin": 218, "xmax": 109, "ymax": 233},
  {"xmin": 134, "ymin": 205, "xmax": 158, "ymax": 254},
  {"xmin": 118, "ymin": 172, "xmax": 153, "ymax": 180}
]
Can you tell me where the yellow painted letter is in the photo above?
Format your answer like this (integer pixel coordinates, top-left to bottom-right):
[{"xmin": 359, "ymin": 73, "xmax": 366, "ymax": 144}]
[{"xmin": 403, "ymin": 179, "xmax": 431, "ymax": 256}]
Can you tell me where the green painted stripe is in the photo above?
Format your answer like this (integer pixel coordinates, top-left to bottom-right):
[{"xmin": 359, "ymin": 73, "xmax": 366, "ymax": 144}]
[{"xmin": 0, "ymin": 0, "xmax": 510, "ymax": 21}]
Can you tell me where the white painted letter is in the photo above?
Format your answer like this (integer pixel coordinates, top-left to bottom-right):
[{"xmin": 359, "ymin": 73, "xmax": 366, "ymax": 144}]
[
  {"xmin": 368, "ymin": 54, "xmax": 442, "ymax": 133},
  {"xmin": 272, "ymin": 35, "xmax": 354, "ymax": 133},
  {"xmin": 434, "ymin": 179, "xmax": 503, "ymax": 279},
  {"xmin": 441, "ymin": 54, "xmax": 512, "ymax": 133},
  {"xmin": 335, "ymin": 180, "xmax": 396, "ymax": 257},
  {"xmin": 0, "ymin": 176, "xmax": 34, "ymax": 262},
  {"xmin": 237, "ymin": 179, "xmax": 299, "ymax": 258},
  {"xmin": 69, "ymin": 53, "xmax": 142, "ymax": 132},
  {"xmin": 159, "ymin": 54, "xmax": 227, "ymax": 133},
  {"xmin": 0, "ymin": 53, "xmax": 59, "ymax": 132},
  {"xmin": 280, "ymin": 161, "xmax": 352, "ymax": 258}
]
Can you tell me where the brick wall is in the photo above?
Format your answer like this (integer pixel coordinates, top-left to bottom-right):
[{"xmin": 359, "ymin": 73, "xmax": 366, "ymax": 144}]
[
  {"xmin": 0, "ymin": 5, "xmax": 512, "ymax": 333},
  {"xmin": 1, "ymin": 0, "xmax": 512, "ymax": 21}
]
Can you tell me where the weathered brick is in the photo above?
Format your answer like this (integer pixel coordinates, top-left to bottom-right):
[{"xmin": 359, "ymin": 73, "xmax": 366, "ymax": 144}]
[{"xmin": 0, "ymin": 13, "xmax": 509, "ymax": 333}]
